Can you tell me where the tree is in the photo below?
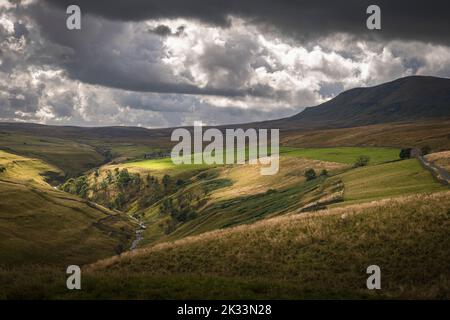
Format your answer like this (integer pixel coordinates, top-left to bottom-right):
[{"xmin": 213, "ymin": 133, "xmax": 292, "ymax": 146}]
[
  {"xmin": 162, "ymin": 174, "xmax": 171, "ymax": 191},
  {"xmin": 354, "ymin": 155, "xmax": 370, "ymax": 167},
  {"xmin": 304, "ymin": 168, "xmax": 317, "ymax": 181},
  {"xmin": 160, "ymin": 198, "xmax": 173, "ymax": 215},
  {"xmin": 117, "ymin": 168, "xmax": 131, "ymax": 188},
  {"xmin": 399, "ymin": 148, "xmax": 412, "ymax": 159},
  {"xmin": 113, "ymin": 192, "xmax": 126, "ymax": 209},
  {"xmin": 106, "ymin": 170, "xmax": 113, "ymax": 183}
]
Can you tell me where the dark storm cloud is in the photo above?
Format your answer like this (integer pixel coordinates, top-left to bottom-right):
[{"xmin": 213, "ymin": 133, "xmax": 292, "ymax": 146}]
[
  {"xmin": 42, "ymin": 0, "xmax": 450, "ymax": 45},
  {"xmin": 148, "ymin": 25, "xmax": 185, "ymax": 37},
  {"xmin": 27, "ymin": 3, "xmax": 251, "ymax": 97}
]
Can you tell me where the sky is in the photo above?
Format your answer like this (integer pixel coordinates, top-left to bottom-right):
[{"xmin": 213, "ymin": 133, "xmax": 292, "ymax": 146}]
[{"xmin": 1, "ymin": 0, "xmax": 450, "ymax": 128}]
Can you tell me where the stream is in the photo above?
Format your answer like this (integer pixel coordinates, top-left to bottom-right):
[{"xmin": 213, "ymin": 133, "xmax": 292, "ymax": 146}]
[{"xmin": 130, "ymin": 218, "xmax": 146, "ymax": 251}]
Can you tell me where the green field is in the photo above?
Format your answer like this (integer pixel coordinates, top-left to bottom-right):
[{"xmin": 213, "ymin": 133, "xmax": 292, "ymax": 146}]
[
  {"xmin": 339, "ymin": 159, "xmax": 446, "ymax": 203},
  {"xmin": 281, "ymin": 147, "xmax": 400, "ymax": 164},
  {"xmin": 121, "ymin": 157, "xmax": 212, "ymax": 176}
]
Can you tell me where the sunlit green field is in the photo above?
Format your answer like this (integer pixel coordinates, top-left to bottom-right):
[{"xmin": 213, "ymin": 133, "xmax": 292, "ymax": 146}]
[
  {"xmin": 122, "ymin": 157, "xmax": 212, "ymax": 176},
  {"xmin": 120, "ymin": 146, "xmax": 399, "ymax": 174},
  {"xmin": 281, "ymin": 147, "xmax": 400, "ymax": 164}
]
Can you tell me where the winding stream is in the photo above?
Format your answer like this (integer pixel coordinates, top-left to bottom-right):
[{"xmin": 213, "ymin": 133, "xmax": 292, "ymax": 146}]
[{"xmin": 130, "ymin": 219, "xmax": 146, "ymax": 251}]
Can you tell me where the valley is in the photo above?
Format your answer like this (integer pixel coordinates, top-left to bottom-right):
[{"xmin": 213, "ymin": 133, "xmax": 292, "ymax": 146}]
[{"xmin": 0, "ymin": 76, "xmax": 449, "ymax": 299}]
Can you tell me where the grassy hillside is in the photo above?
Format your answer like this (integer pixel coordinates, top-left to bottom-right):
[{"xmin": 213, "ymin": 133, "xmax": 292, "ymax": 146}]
[
  {"xmin": 426, "ymin": 151, "xmax": 450, "ymax": 171},
  {"xmin": 129, "ymin": 156, "xmax": 346, "ymax": 245},
  {"xmin": 0, "ymin": 150, "xmax": 63, "ymax": 187},
  {"xmin": 70, "ymin": 147, "xmax": 445, "ymax": 249},
  {"xmin": 0, "ymin": 151, "xmax": 136, "ymax": 267},
  {"xmin": 339, "ymin": 159, "xmax": 446, "ymax": 203},
  {"xmin": 281, "ymin": 119, "xmax": 450, "ymax": 151},
  {"xmin": 281, "ymin": 147, "xmax": 399, "ymax": 165},
  {"xmin": 0, "ymin": 133, "xmax": 105, "ymax": 177},
  {"xmin": 39, "ymin": 191, "xmax": 448, "ymax": 300}
]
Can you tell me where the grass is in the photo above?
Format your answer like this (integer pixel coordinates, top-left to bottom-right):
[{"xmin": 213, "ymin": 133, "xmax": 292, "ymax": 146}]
[
  {"xmin": 139, "ymin": 175, "xmax": 344, "ymax": 246},
  {"xmin": 339, "ymin": 159, "xmax": 447, "ymax": 203},
  {"xmin": 281, "ymin": 147, "xmax": 399, "ymax": 165},
  {"xmin": 0, "ymin": 150, "xmax": 63, "ymax": 187},
  {"xmin": 0, "ymin": 137, "xmax": 448, "ymax": 299},
  {"xmin": 114, "ymin": 157, "xmax": 212, "ymax": 178},
  {"xmin": 280, "ymin": 119, "xmax": 450, "ymax": 150},
  {"xmin": 0, "ymin": 133, "xmax": 105, "ymax": 176},
  {"xmin": 128, "ymin": 150, "xmax": 444, "ymax": 247},
  {"xmin": 211, "ymin": 156, "xmax": 346, "ymax": 200},
  {"xmin": 13, "ymin": 191, "xmax": 446, "ymax": 300},
  {"xmin": 426, "ymin": 151, "xmax": 450, "ymax": 171},
  {"xmin": 0, "ymin": 151, "xmax": 136, "ymax": 267}
]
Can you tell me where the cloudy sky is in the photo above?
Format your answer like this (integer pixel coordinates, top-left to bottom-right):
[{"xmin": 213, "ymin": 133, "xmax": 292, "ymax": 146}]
[{"xmin": 1, "ymin": 0, "xmax": 450, "ymax": 128}]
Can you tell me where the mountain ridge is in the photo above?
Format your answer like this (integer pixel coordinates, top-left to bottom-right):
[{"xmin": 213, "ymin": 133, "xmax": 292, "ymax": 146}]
[
  {"xmin": 0, "ymin": 75, "xmax": 449, "ymax": 136},
  {"xmin": 255, "ymin": 75, "xmax": 450, "ymax": 130}
]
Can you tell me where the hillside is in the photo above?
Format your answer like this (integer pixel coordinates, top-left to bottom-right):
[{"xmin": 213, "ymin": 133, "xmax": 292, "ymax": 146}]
[
  {"xmin": 0, "ymin": 150, "xmax": 136, "ymax": 266},
  {"xmin": 60, "ymin": 146, "xmax": 446, "ymax": 249},
  {"xmin": 43, "ymin": 191, "xmax": 449, "ymax": 300},
  {"xmin": 264, "ymin": 76, "xmax": 450, "ymax": 130},
  {"xmin": 0, "ymin": 76, "xmax": 449, "ymax": 300}
]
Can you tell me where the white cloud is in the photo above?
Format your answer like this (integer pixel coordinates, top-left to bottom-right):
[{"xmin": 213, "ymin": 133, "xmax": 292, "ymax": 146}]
[{"xmin": 1, "ymin": 5, "xmax": 450, "ymax": 128}]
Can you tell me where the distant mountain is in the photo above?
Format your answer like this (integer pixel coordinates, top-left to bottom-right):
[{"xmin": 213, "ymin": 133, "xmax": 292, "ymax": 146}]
[
  {"xmin": 0, "ymin": 76, "xmax": 449, "ymax": 138},
  {"xmin": 263, "ymin": 76, "xmax": 450, "ymax": 130}
]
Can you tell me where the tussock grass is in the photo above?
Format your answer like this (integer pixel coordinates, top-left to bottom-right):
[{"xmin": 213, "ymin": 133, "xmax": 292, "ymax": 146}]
[
  {"xmin": 212, "ymin": 156, "xmax": 346, "ymax": 200},
  {"xmin": 72, "ymin": 191, "xmax": 450, "ymax": 299},
  {"xmin": 426, "ymin": 151, "xmax": 450, "ymax": 172}
]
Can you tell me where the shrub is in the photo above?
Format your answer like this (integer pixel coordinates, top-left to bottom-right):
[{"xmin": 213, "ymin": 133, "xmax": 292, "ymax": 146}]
[
  {"xmin": 399, "ymin": 148, "xmax": 412, "ymax": 159},
  {"xmin": 117, "ymin": 169, "xmax": 131, "ymax": 188},
  {"xmin": 162, "ymin": 174, "xmax": 171, "ymax": 191},
  {"xmin": 304, "ymin": 168, "xmax": 317, "ymax": 181},
  {"xmin": 113, "ymin": 192, "xmax": 126, "ymax": 209},
  {"xmin": 354, "ymin": 155, "xmax": 370, "ymax": 167},
  {"xmin": 320, "ymin": 169, "xmax": 329, "ymax": 177},
  {"xmin": 0, "ymin": 165, "xmax": 6, "ymax": 173}
]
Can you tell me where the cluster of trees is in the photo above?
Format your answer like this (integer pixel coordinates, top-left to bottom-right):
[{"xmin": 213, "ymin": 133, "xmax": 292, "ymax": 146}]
[
  {"xmin": 160, "ymin": 192, "xmax": 200, "ymax": 234},
  {"xmin": 399, "ymin": 146, "xmax": 431, "ymax": 159},
  {"xmin": 61, "ymin": 175, "xmax": 89, "ymax": 198},
  {"xmin": 353, "ymin": 155, "xmax": 370, "ymax": 168},
  {"xmin": 304, "ymin": 168, "xmax": 328, "ymax": 181},
  {"xmin": 136, "ymin": 174, "xmax": 186, "ymax": 209},
  {"xmin": 303, "ymin": 154, "xmax": 371, "ymax": 181},
  {"xmin": 59, "ymin": 165, "xmax": 189, "ymax": 212},
  {"xmin": 62, "ymin": 168, "xmax": 145, "ymax": 209},
  {"xmin": 159, "ymin": 186, "xmax": 206, "ymax": 234},
  {"xmin": 143, "ymin": 150, "xmax": 171, "ymax": 159}
]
